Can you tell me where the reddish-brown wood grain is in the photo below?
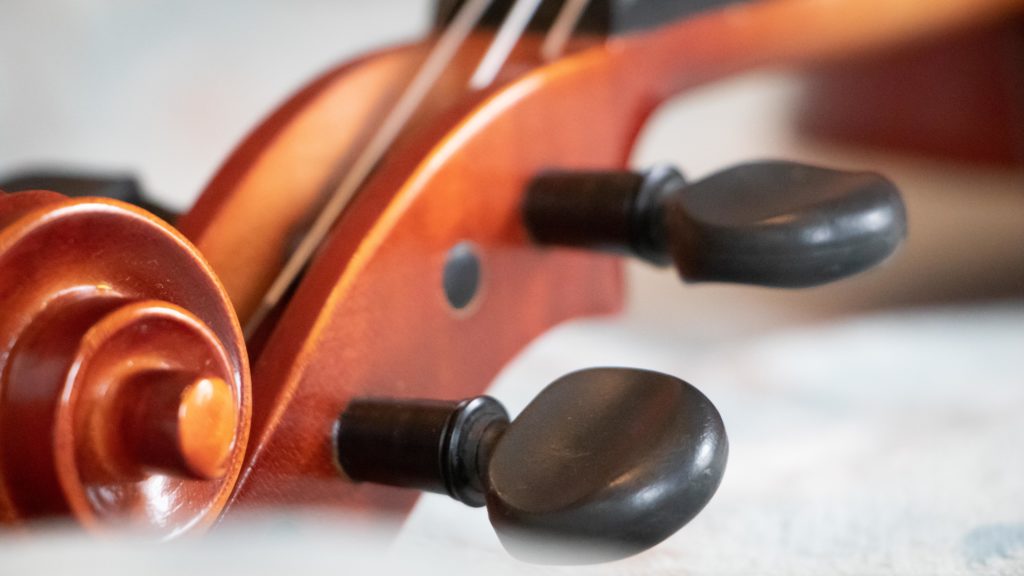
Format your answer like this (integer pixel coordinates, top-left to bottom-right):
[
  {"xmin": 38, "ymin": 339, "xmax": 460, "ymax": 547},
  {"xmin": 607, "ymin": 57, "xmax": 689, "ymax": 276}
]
[
  {"xmin": 0, "ymin": 191, "xmax": 250, "ymax": 536},
  {"xmin": 177, "ymin": 47, "xmax": 424, "ymax": 324}
]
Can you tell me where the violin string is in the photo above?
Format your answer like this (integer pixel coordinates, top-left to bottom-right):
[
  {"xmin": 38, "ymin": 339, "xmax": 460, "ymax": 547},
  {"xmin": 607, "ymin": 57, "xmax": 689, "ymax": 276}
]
[
  {"xmin": 469, "ymin": 0, "xmax": 544, "ymax": 89},
  {"xmin": 245, "ymin": 0, "xmax": 493, "ymax": 337},
  {"xmin": 540, "ymin": 0, "xmax": 590, "ymax": 61}
]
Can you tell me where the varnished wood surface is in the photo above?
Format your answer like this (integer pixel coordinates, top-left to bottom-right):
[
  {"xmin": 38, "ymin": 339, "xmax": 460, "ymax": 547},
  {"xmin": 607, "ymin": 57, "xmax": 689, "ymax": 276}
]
[
  {"xmin": 0, "ymin": 192, "xmax": 250, "ymax": 535},
  {"xmin": 223, "ymin": 52, "xmax": 627, "ymax": 514},
  {"xmin": 184, "ymin": 0, "xmax": 1024, "ymax": 329},
  {"xmin": 177, "ymin": 47, "xmax": 422, "ymax": 324}
]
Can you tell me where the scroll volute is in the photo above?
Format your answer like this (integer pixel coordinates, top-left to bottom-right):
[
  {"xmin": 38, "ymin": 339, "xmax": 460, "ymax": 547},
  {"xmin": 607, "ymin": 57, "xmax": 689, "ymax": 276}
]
[{"xmin": 0, "ymin": 190, "xmax": 249, "ymax": 536}]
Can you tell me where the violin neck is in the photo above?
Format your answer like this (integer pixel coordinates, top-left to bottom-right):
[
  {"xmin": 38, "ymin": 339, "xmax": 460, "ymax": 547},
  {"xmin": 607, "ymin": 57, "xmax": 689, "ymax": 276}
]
[{"xmin": 613, "ymin": 0, "xmax": 1022, "ymax": 102}]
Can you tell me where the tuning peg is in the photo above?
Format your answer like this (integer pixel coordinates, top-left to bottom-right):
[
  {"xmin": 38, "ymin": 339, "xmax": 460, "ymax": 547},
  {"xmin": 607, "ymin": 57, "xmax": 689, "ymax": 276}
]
[
  {"xmin": 0, "ymin": 169, "xmax": 177, "ymax": 222},
  {"xmin": 523, "ymin": 161, "xmax": 907, "ymax": 287},
  {"xmin": 334, "ymin": 367, "xmax": 727, "ymax": 564}
]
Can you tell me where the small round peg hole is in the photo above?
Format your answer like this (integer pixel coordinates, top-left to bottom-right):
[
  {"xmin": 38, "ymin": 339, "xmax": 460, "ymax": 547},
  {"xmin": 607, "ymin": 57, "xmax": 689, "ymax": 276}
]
[{"xmin": 443, "ymin": 242, "xmax": 482, "ymax": 311}]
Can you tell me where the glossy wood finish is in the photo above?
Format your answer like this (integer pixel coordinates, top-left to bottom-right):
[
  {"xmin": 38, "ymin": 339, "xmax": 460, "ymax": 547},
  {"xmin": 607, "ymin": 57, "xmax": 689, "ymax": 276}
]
[
  {"xmin": 177, "ymin": 47, "xmax": 423, "ymax": 324},
  {"xmin": 0, "ymin": 191, "xmax": 250, "ymax": 536},
  {"xmin": 172, "ymin": 0, "xmax": 1022, "ymax": 521},
  {"xmin": 799, "ymin": 18, "xmax": 1024, "ymax": 166},
  {"xmin": 221, "ymin": 36, "xmax": 625, "ymax": 515},
  {"xmin": 181, "ymin": 0, "xmax": 1024, "ymax": 331}
]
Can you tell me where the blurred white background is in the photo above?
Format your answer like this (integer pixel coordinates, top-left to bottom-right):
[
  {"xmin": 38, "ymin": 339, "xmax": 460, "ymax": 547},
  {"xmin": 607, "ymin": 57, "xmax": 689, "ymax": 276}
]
[{"xmin": 1, "ymin": 1, "xmax": 1023, "ymax": 574}]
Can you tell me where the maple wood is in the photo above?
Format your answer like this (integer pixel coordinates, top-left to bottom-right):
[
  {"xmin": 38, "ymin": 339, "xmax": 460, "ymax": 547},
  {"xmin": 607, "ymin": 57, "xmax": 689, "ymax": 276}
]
[{"xmin": 0, "ymin": 190, "xmax": 250, "ymax": 535}]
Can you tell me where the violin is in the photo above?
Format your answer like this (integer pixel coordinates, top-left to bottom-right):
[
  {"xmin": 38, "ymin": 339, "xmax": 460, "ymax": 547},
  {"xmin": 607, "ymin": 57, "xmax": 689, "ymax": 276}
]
[{"xmin": 0, "ymin": 0, "xmax": 1018, "ymax": 564}]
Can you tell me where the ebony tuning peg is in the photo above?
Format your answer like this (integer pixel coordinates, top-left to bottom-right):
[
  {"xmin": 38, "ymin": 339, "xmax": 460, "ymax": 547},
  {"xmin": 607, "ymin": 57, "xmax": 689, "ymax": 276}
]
[
  {"xmin": 0, "ymin": 168, "xmax": 177, "ymax": 222},
  {"xmin": 523, "ymin": 160, "xmax": 907, "ymax": 288},
  {"xmin": 334, "ymin": 367, "xmax": 727, "ymax": 564}
]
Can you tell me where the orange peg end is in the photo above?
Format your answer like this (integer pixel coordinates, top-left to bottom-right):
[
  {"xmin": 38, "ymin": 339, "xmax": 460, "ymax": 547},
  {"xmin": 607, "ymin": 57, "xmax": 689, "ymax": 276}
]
[{"xmin": 119, "ymin": 374, "xmax": 239, "ymax": 481}]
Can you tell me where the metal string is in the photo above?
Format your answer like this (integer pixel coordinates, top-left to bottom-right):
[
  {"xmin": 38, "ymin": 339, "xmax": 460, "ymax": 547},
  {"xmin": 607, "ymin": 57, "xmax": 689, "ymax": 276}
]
[
  {"xmin": 541, "ymin": 0, "xmax": 591, "ymax": 61},
  {"xmin": 468, "ymin": 0, "xmax": 545, "ymax": 89},
  {"xmin": 245, "ymin": 0, "xmax": 494, "ymax": 336}
]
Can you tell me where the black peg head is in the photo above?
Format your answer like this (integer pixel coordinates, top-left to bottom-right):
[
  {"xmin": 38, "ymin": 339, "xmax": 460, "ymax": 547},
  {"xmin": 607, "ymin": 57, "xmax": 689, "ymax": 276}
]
[
  {"xmin": 665, "ymin": 161, "xmax": 907, "ymax": 287},
  {"xmin": 486, "ymin": 368, "xmax": 727, "ymax": 563},
  {"xmin": 0, "ymin": 168, "xmax": 176, "ymax": 223},
  {"xmin": 334, "ymin": 367, "xmax": 727, "ymax": 564}
]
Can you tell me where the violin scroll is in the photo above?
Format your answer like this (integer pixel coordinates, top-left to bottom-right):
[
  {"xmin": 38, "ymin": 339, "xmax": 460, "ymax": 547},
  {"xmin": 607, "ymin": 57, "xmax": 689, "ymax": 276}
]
[{"xmin": 0, "ymin": 189, "xmax": 249, "ymax": 535}]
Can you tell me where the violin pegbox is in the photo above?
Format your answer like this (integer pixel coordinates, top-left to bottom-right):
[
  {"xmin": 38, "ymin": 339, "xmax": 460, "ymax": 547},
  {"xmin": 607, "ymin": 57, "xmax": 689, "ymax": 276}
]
[{"xmin": 0, "ymin": 189, "xmax": 249, "ymax": 535}]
